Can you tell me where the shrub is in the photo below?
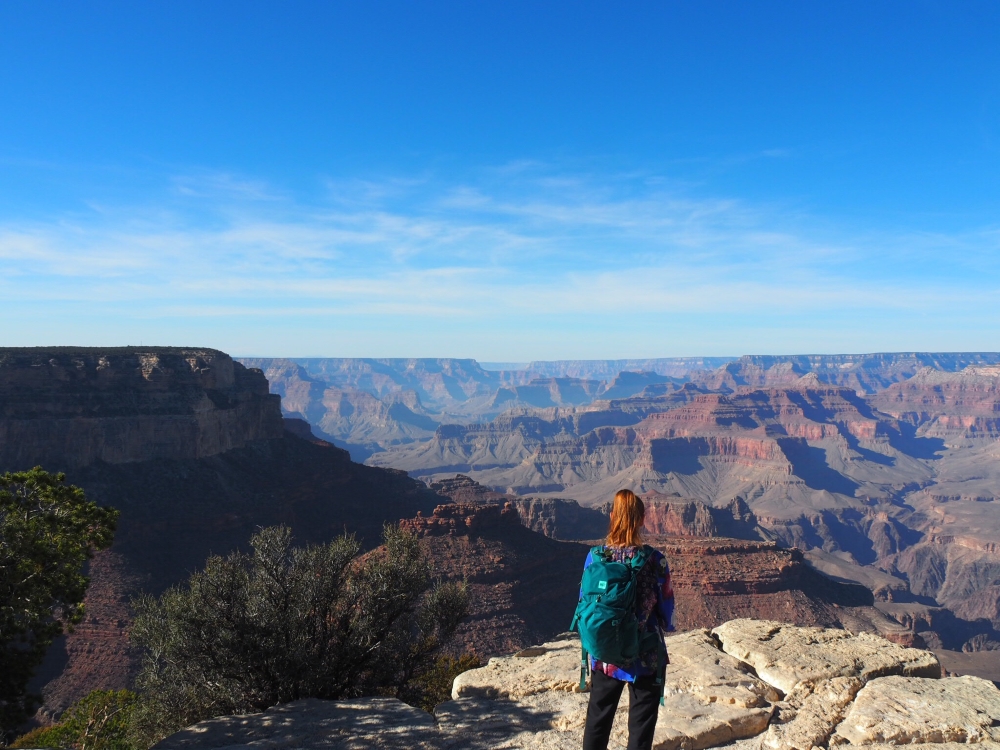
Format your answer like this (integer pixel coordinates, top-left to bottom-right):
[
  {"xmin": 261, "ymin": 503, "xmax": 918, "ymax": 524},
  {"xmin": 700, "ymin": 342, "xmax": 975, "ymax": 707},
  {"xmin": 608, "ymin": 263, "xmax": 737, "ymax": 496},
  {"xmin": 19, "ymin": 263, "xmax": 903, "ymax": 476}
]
[
  {"xmin": 129, "ymin": 525, "xmax": 467, "ymax": 746},
  {"xmin": 10, "ymin": 689, "xmax": 136, "ymax": 750},
  {"xmin": 403, "ymin": 653, "xmax": 482, "ymax": 712},
  {"xmin": 9, "ymin": 724, "xmax": 68, "ymax": 749}
]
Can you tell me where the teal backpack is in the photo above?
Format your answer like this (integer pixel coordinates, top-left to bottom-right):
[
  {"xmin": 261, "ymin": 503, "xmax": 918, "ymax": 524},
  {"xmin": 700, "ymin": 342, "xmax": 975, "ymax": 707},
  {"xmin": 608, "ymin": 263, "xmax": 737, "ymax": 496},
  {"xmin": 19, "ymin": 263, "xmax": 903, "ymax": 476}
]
[{"xmin": 570, "ymin": 545, "xmax": 665, "ymax": 700}]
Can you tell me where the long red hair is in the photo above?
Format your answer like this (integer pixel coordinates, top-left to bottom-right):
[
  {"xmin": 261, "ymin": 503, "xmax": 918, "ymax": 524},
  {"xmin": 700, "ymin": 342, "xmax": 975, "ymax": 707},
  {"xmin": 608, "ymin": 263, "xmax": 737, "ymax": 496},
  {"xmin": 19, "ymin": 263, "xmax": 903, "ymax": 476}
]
[{"xmin": 606, "ymin": 489, "xmax": 645, "ymax": 547}]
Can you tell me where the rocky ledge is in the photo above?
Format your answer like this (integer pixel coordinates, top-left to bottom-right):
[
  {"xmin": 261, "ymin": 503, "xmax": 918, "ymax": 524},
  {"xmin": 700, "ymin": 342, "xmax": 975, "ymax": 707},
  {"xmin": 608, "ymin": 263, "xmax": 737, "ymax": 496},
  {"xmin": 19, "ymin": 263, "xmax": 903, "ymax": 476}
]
[{"xmin": 153, "ymin": 619, "xmax": 1000, "ymax": 750}]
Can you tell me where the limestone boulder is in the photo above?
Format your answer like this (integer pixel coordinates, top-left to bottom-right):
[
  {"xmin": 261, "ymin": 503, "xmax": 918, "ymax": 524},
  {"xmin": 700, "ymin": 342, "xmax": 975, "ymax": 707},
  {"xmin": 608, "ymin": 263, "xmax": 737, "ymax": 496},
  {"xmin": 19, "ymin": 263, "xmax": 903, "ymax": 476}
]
[
  {"xmin": 713, "ymin": 619, "xmax": 941, "ymax": 694},
  {"xmin": 451, "ymin": 636, "xmax": 583, "ymax": 700},
  {"xmin": 760, "ymin": 677, "xmax": 864, "ymax": 750},
  {"xmin": 833, "ymin": 675, "xmax": 1000, "ymax": 746}
]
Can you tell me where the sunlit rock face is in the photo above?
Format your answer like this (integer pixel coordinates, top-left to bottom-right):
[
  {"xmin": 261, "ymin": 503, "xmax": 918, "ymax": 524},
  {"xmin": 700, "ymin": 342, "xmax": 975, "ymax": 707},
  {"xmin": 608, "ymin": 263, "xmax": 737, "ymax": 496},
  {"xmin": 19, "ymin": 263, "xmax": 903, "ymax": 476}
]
[
  {"xmin": 871, "ymin": 365, "xmax": 1000, "ymax": 441},
  {"xmin": 0, "ymin": 347, "xmax": 283, "ymax": 471}
]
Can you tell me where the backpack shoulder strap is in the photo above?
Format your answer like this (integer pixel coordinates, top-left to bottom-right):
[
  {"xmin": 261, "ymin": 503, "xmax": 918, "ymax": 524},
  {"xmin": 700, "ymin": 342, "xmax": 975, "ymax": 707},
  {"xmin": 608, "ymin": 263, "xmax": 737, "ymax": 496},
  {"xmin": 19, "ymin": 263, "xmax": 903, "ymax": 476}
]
[
  {"xmin": 628, "ymin": 545, "xmax": 653, "ymax": 571},
  {"xmin": 588, "ymin": 545, "xmax": 609, "ymax": 564}
]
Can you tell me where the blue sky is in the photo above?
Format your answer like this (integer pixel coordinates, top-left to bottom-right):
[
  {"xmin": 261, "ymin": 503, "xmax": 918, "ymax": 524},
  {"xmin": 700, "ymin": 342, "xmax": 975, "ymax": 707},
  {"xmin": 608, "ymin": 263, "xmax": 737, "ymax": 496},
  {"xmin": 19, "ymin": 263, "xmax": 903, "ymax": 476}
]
[{"xmin": 1, "ymin": 1, "xmax": 999, "ymax": 359}]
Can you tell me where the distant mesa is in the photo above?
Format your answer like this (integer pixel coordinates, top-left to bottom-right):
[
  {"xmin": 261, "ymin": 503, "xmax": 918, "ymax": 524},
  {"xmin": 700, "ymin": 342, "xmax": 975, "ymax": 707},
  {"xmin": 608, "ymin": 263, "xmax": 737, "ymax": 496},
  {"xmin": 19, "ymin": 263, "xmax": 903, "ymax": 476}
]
[
  {"xmin": 694, "ymin": 352, "xmax": 1000, "ymax": 394},
  {"xmin": 871, "ymin": 365, "xmax": 1000, "ymax": 440}
]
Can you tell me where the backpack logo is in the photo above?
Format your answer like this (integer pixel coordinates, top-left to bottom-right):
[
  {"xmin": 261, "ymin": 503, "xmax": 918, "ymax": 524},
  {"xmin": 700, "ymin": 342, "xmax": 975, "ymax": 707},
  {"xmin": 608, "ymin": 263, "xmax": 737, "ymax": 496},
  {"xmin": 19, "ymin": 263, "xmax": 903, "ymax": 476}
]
[{"xmin": 597, "ymin": 580, "xmax": 607, "ymax": 590}]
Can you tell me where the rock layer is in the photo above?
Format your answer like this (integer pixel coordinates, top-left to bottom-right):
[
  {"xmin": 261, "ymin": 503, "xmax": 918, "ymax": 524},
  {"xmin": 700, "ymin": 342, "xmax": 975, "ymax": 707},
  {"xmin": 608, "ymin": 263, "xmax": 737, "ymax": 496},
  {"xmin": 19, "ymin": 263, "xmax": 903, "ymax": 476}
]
[{"xmin": 0, "ymin": 347, "xmax": 282, "ymax": 470}]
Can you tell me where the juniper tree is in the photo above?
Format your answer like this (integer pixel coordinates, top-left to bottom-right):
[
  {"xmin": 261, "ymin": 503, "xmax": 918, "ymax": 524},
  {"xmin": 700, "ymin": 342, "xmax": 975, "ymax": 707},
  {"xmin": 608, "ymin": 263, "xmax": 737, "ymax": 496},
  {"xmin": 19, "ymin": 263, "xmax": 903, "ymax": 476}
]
[{"xmin": 0, "ymin": 468, "xmax": 118, "ymax": 739}]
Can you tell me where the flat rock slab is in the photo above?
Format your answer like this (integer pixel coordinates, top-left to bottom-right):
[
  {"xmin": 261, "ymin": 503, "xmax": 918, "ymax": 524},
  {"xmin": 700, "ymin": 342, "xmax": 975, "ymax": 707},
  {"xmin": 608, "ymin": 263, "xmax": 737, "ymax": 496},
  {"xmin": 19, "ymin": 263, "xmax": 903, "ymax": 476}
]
[
  {"xmin": 152, "ymin": 698, "xmax": 442, "ymax": 750},
  {"xmin": 834, "ymin": 675, "xmax": 1000, "ymax": 746},
  {"xmin": 761, "ymin": 676, "xmax": 864, "ymax": 750},
  {"xmin": 713, "ymin": 619, "xmax": 941, "ymax": 694},
  {"xmin": 447, "ymin": 630, "xmax": 776, "ymax": 750},
  {"xmin": 452, "ymin": 636, "xmax": 583, "ymax": 700}
]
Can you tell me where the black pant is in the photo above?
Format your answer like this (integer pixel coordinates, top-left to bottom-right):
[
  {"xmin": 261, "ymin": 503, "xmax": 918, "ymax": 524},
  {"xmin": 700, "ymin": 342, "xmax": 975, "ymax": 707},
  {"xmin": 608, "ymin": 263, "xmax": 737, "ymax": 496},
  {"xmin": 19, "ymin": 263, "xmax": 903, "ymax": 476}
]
[{"xmin": 582, "ymin": 669, "xmax": 660, "ymax": 750}]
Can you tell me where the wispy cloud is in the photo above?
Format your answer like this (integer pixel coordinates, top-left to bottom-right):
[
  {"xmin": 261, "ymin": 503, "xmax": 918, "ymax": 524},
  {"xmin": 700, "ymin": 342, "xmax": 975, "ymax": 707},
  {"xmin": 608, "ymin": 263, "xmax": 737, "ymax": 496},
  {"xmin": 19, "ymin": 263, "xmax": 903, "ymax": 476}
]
[{"xmin": 1, "ymin": 163, "xmax": 999, "ymax": 356}]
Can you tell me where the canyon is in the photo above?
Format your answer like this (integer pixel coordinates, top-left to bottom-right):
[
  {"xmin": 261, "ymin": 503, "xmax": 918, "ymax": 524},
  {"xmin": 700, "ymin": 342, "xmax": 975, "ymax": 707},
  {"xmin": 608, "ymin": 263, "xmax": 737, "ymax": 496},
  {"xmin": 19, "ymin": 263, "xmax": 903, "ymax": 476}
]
[
  {"xmin": 5, "ymin": 347, "xmax": 1000, "ymax": 728},
  {"xmin": 355, "ymin": 356, "xmax": 1000, "ymax": 653}
]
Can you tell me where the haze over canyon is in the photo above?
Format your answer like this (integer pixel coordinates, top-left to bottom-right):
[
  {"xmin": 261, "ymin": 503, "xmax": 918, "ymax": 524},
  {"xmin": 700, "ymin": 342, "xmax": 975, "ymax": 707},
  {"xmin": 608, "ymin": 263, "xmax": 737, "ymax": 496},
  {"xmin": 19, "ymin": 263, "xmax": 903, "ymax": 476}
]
[
  {"xmin": 4, "ymin": 347, "xmax": 1000, "ymax": 725},
  {"xmin": 243, "ymin": 352, "xmax": 1000, "ymax": 656}
]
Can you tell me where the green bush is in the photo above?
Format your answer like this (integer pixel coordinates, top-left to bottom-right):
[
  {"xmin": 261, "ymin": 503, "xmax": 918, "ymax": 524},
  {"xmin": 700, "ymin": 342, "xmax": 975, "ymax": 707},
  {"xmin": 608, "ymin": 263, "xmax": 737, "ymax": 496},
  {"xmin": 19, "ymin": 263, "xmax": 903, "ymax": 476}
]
[
  {"xmin": 0, "ymin": 468, "xmax": 118, "ymax": 739},
  {"xmin": 129, "ymin": 525, "xmax": 467, "ymax": 747},
  {"xmin": 9, "ymin": 724, "xmax": 68, "ymax": 749},
  {"xmin": 10, "ymin": 689, "xmax": 136, "ymax": 750},
  {"xmin": 404, "ymin": 653, "xmax": 482, "ymax": 712}
]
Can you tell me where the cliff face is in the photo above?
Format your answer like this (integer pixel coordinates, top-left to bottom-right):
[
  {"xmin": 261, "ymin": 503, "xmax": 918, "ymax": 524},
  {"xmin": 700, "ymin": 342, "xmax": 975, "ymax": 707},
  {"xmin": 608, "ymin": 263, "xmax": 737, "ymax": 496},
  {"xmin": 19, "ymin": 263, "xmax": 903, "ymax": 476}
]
[
  {"xmin": 32, "ymin": 433, "xmax": 444, "ymax": 721},
  {"xmin": 872, "ymin": 366, "xmax": 1000, "ymax": 441},
  {"xmin": 398, "ymin": 502, "xmax": 908, "ymax": 661},
  {"xmin": 0, "ymin": 347, "xmax": 282, "ymax": 471}
]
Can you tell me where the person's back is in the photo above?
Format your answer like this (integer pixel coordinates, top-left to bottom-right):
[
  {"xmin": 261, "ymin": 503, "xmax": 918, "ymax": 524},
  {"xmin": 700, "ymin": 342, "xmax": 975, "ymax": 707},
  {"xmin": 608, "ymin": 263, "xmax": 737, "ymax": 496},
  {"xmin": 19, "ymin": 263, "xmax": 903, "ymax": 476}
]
[{"xmin": 572, "ymin": 489, "xmax": 674, "ymax": 750}]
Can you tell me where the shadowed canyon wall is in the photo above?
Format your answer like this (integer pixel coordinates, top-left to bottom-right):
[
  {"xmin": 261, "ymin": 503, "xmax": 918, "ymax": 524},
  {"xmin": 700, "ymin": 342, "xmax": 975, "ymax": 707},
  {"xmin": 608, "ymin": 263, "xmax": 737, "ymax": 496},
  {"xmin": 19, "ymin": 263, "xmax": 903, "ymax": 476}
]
[{"xmin": 0, "ymin": 348, "xmax": 283, "ymax": 472}]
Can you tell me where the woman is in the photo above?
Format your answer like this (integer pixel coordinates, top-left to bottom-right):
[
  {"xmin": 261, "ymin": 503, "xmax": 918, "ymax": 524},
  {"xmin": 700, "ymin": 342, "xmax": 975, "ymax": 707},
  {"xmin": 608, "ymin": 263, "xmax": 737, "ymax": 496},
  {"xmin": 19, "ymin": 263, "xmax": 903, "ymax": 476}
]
[{"xmin": 580, "ymin": 489, "xmax": 674, "ymax": 750}]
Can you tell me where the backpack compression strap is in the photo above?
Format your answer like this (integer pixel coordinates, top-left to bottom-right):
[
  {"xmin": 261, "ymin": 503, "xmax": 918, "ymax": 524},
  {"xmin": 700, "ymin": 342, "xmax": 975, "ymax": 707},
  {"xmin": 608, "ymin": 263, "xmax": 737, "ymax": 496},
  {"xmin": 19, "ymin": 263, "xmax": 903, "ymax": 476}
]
[{"xmin": 573, "ymin": 546, "xmax": 603, "ymax": 692}]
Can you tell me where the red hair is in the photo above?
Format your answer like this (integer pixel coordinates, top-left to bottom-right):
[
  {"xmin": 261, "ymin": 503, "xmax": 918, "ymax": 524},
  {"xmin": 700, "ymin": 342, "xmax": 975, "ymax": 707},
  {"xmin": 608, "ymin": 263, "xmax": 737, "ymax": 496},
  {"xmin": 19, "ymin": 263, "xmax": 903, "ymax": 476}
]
[{"xmin": 606, "ymin": 489, "xmax": 645, "ymax": 547}]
